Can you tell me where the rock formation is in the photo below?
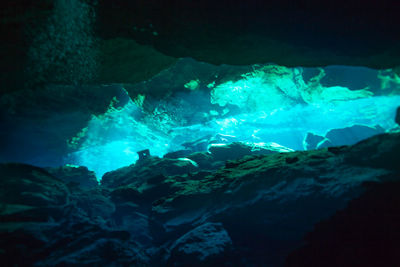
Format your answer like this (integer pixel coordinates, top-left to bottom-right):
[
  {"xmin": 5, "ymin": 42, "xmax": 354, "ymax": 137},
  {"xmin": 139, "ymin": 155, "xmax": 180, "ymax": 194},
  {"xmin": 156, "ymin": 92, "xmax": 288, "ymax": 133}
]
[
  {"xmin": 1, "ymin": 132, "xmax": 399, "ymax": 266},
  {"xmin": 1, "ymin": 1, "xmax": 399, "ymax": 91},
  {"xmin": 1, "ymin": 1, "xmax": 400, "ymax": 266},
  {"xmin": 303, "ymin": 124, "xmax": 386, "ymax": 150}
]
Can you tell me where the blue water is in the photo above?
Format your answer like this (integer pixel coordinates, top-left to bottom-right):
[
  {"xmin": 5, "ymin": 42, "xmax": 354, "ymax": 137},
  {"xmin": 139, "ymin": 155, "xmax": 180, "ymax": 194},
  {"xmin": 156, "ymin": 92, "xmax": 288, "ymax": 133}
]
[{"xmin": 65, "ymin": 95, "xmax": 400, "ymax": 179}]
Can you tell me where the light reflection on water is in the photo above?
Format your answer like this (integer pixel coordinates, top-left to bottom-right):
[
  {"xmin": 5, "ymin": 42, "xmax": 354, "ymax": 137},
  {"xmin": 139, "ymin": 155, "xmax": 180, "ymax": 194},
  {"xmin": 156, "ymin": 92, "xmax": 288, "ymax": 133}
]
[{"xmin": 66, "ymin": 95, "xmax": 400, "ymax": 180}]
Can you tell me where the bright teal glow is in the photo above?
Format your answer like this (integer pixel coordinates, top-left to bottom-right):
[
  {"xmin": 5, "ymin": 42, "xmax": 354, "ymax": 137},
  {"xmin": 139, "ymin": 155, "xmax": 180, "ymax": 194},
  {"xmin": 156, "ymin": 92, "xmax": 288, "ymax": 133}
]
[
  {"xmin": 66, "ymin": 95, "xmax": 400, "ymax": 180},
  {"xmin": 65, "ymin": 97, "xmax": 173, "ymax": 178},
  {"xmin": 209, "ymin": 96, "xmax": 400, "ymax": 148},
  {"xmin": 211, "ymin": 66, "xmax": 373, "ymax": 112},
  {"xmin": 169, "ymin": 95, "xmax": 400, "ymax": 152},
  {"xmin": 64, "ymin": 62, "xmax": 400, "ymax": 180}
]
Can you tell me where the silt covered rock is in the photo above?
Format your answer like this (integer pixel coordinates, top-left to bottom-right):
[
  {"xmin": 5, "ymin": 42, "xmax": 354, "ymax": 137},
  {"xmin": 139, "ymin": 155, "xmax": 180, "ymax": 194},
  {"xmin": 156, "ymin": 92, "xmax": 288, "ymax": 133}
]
[
  {"xmin": 167, "ymin": 222, "xmax": 233, "ymax": 266},
  {"xmin": 46, "ymin": 165, "xmax": 98, "ymax": 190}
]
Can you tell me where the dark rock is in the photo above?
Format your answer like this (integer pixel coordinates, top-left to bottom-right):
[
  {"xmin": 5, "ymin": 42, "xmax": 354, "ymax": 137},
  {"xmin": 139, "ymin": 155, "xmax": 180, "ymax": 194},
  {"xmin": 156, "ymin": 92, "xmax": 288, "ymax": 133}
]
[
  {"xmin": 137, "ymin": 149, "xmax": 151, "ymax": 161},
  {"xmin": 101, "ymin": 156, "xmax": 198, "ymax": 188},
  {"xmin": 316, "ymin": 138, "xmax": 333, "ymax": 149},
  {"xmin": 325, "ymin": 124, "xmax": 385, "ymax": 147},
  {"xmin": 72, "ymin": 189, "xmax": 115, "ymax": 223},
  {"xmin": 285, "ymin": 156, "xmax": 299, "ymax": 164},
  {"xmin": 181, "ymin": 135, "xmax": 212, "ymax": 152},
  {"xmin": 303, "ymin": 132, "xmax": 333, "ymax": 150},
  {"xmin": 303, "ymin": 132, "xmax": 325, "ymax": 150},
  {"xmin": 164, "ymin": 149, "xmax": 193, "ymax": 159},
  {"xmin": 0, "ymin": 2, "xmax": 177, "ymax": 92},
  {"xmin": 112, "ymin": 203, "xmax": 153, "ymax": 246},
  {"xmin": 42, "ymin": 237, "xmax": 148, "ymax": 266},
  {"xmin": 209, "ymin": 134, "xmax": 238, "ymax": 144},
  {"xmin": 110, "ymin": 186, "xmax": 143, "ymax": 204},
  {"xmin": 286, "ymin": 180, "xmax": 400, "ymax": 267},
  {"xmin": 187, "ymin": 151, "xmax": 215, "ymax": 170},
  {"xmin": 167, "ymin": 222, "xmax": 233, "ymax": 266},
  {"xmin": 327, "ymin": 145, "xmax": 348, "ymax": 155},
  {"xmin": 396, "ymin": 106, "xmax": 400, "ymax": 125},
  {"xmin": 208, "ymin": 141, "xmax": 293, "ymax": 162},
  {"xmin": 302, "ymin": 124, "xmax": 386, "ymax": 151},
  {"xmin": 151, "ymin": 133, "xmax": 400, "ymax": 265},
  {"xmin": 46, "ymin": 165, "xmax": 98, "ymax": 190},
  {"xmin": 225, "ymin": 159, "xmax": 243, "ymax": 169},
  {"xmin": 97, "ymin": 38, "xmax": 177, "ymax": 85},
  {"xmin": 1, "ymin": 133, "xmax": 400, "ymax": 266},
  {"xmin": 96, "ymin": 1, "xmax": 400, "ymax": 68},
  {"xmin": 0, "ymin": 221, "xmax": 149, "ymax": 267},
  {"xmin": 0, "ymin": 163, "xmax": 149, "ymax": 266},
  {"xmin": 344, "ymin": 132, "xmax": 400, "ymax": 171},
  {"xmin": 0, "ymin": 163, "xmax": 69, "ymax": 222},
  {"xmin": 2, "ymin": 0, "xmax": 400, "ymax": 96},
  {"xmin": 110, "ymin": 177, "xmax": 177, "ymax": 211}
]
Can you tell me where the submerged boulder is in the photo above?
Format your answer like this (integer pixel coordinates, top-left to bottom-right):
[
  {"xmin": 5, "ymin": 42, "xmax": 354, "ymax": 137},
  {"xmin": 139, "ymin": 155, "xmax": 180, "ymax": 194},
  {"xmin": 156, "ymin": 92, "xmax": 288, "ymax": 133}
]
[
  {"xmin": 1, "ymin": 133, "xmax": 400, "ymax": 266},
  {"xmin": 0, "ymin": 163, "xmax": 69, "ymax": 222},
  {"xmin": 6, "ymin": 222, "xmax": 149, "ymax": 267},
  {"xmin": 344, "ymin": 132, "xmax": 400, "ymax": 171},
  {"xmin": 163, "ymin": 149, "xmax": 193, "ymax": 159},
  {"xmin": 325, "ymin": 124, "xmax": 385, "ymax": 147},
  {"xmin": 112, "ymin": 203, "xmax": 153, "ymax": 246},
  {"xmin": 101, "ymin": 156, "xmax": 198, "ymax": 188},
  {"xmin": 150, "ymin": 133, "xmax": 400, "ymax": 265},
  {"xmin": 304, "ymin": 125, "xmax": 386, "ymax": 150},
  {"xmin": 180, "ymin": 134, "xmax": 238, "ymax": 155},
  {"xmin": 303, "ymin": 132, "xmax": 326, "ymax": 150},
  {"xmin": 187, "ymin": 151, "xmax": 216, "ymax": 170},
  {"xmin": 316, "ymin": 138, "xmax": 333, "ymax": 150},
  {"xmin": 181, "ymin": 135, "xmax": 212, "ymax": 152},
  {"xmin": 167, "ymin": 222, "xmax": 233, "ymax": 266},
  {"xmin": 208, "ymin": 141, "xmax": 293, "ymax": 162},
  {"xmin": 0, "ymin": 163, "xmax": 149, "ymax": 266},
  {"xmin": 46, "ymin": 165, "xmax": 98, "ymax": 190}
]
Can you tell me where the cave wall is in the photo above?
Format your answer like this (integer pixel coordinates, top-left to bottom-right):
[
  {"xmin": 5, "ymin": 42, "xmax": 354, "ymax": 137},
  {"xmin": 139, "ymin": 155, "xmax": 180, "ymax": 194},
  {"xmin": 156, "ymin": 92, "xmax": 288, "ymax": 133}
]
[
  {"xmin": 1, "ymin": 0, "xmax": 400, "ymax": 94},
  {"xmin": 97, "ymin": 0, "xmax": 400, "ymax": 67}
]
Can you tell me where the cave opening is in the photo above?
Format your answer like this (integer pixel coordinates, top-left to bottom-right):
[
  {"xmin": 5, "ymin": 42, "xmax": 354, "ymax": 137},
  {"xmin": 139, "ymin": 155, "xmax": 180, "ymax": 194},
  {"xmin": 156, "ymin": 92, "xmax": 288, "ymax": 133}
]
[
  {"xmin": 60, "ymin": 58, "xmax": 400, "ymax": 179},
  {"xmin": 2, "ymin": 1, "xmax": 400, "ymax": 265}
]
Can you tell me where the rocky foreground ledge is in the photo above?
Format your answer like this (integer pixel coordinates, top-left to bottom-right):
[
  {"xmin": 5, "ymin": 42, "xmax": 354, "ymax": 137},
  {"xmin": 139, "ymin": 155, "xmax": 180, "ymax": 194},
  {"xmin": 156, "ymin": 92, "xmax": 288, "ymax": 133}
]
[{"xmin": 1, "ymin": 133, "xmax": 399, "ymax": 266}]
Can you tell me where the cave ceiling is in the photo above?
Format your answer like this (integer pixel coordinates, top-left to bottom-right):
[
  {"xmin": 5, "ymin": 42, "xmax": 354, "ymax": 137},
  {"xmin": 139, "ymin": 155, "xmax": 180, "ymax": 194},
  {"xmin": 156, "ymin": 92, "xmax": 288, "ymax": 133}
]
[
  {"xmin": 1, "ymin": 0, "xmax": 400, "ymax": 93},
  {"xmin": 96, "ymin": 0, "xmax": 400, "ymax": 67}
]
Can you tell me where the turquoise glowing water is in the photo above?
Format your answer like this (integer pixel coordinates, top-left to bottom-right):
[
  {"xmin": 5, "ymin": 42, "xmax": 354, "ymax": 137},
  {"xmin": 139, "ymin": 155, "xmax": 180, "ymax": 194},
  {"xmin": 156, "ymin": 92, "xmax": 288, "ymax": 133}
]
[
  {"xmin": 64, "ymin": 61, "xmax": 400, "ymax": 179},
  {"xmin": 65, "ymin": 95, "xmax": 400, "ymax": 179}
]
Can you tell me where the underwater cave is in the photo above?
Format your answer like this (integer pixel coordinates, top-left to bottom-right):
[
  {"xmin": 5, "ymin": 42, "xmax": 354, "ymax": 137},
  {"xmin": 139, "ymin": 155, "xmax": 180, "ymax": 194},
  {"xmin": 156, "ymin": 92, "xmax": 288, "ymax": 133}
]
[{"xmin": 1, "ymin": 0, "xmax": 400, "ymax": 266}]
